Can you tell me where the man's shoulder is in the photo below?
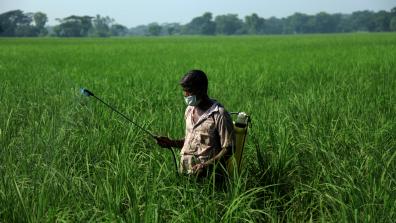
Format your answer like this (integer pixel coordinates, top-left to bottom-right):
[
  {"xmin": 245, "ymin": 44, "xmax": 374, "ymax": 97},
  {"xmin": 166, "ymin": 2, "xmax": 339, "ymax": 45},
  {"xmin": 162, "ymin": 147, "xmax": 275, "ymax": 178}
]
[
  {"xmin": 211, "ymin": 102, "xmax": 234, "ymax": 130},
  {"xmin": 212, "ymin": 101, "xmax": 231, "ymax": 119},
  {"xmin": 184, "ymin": 106, "xmax": 194, "ymax": 118},
  {"xmin": 216, "ymin": 105, "xmax": 227, "ymax": 115},
  {"xmin": 185, "ymin": 105, "xmax": 193, "ymax": 112}
]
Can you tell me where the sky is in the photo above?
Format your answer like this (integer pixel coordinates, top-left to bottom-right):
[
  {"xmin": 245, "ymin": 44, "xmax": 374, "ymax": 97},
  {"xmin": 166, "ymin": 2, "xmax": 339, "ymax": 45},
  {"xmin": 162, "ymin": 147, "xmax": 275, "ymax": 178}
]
[{"xmin": 1, "ymin": 0, "xmax": 395, "ymax": 27}]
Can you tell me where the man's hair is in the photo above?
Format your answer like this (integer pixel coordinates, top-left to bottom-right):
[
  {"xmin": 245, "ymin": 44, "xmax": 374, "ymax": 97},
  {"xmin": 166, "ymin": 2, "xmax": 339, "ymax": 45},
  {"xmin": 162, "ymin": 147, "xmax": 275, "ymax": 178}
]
[{"xmin": 180, "ymin": 70, "xmax": 208, "ymax": 94}]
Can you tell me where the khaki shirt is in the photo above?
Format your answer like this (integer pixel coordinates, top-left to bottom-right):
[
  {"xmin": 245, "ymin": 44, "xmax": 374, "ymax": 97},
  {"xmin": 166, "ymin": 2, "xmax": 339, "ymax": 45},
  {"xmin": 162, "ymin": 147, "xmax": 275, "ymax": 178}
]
[{"xmin": 180, "ymin": 101, "xmax": 235, "ymax": 174}]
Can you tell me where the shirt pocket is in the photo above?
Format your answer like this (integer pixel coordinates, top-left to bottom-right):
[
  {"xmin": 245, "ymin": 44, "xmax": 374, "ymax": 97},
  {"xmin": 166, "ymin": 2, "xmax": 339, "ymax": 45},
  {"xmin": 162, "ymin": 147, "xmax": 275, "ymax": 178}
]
[
  {"xmin": 200, "ymin": 118, "xmax": 216, "ymax": 133},
  {"xmin": 200, "ymin": 133, "xmax": 211, "ymax": 145}
]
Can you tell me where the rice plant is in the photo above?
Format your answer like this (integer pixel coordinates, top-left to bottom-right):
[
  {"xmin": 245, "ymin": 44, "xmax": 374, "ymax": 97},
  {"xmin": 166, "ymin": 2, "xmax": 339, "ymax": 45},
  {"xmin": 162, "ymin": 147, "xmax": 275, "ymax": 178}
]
[{"xmin": 0, "ymin": 34, "xmax": 395, "ymax": 222}]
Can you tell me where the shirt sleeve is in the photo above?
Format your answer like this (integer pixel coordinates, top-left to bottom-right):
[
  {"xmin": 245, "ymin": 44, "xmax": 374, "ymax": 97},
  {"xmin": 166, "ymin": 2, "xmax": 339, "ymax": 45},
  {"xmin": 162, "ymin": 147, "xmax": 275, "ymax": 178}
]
[
  {"xmin": 216, "ymin": 111, "xmax": 235, "ymax": 149},
  {"xmin": 184, "ymin": 106, "xmax": 193, "ymax": 137},
  {"xmin": 184, "ymin": 106, "xmax": 192, "ymax": 120}
]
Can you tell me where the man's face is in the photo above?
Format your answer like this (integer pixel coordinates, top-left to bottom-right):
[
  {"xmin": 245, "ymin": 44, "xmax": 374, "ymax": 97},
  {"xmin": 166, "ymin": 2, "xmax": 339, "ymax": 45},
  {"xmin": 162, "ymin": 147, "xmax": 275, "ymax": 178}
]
[
  {"xmin": 183, "ymin": 88, "xmax": 200, "ymax": 98},
  {"xmin": 183, "ymin": 89, "xmax": 192, "ymax": 97},
  {"xmin": 182, "ymin": 87, "xmax": 204, "ymax": 99}
]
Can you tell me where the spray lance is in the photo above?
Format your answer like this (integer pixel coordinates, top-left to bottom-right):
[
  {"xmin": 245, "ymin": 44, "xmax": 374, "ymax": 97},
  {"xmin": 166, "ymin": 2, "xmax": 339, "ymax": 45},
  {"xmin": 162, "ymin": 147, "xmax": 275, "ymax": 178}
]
[{"xmin": 80, "ymin": 88, "xmax": 179, "ymax": 174}]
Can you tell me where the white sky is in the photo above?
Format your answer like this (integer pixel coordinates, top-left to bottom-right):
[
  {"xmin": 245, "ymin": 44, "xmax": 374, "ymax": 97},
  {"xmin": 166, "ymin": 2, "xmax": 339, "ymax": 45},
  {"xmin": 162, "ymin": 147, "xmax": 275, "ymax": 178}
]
[{"xmin": 1, "ymin": 0, "xmax": 395, "ymax": 27}]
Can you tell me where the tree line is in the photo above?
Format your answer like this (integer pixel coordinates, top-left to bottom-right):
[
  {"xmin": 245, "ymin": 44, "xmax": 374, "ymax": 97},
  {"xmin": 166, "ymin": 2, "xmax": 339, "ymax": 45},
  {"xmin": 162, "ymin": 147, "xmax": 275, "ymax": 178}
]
[{"xmin": 1, "ymin": 7, "xmax": 396, "ymax": 37}]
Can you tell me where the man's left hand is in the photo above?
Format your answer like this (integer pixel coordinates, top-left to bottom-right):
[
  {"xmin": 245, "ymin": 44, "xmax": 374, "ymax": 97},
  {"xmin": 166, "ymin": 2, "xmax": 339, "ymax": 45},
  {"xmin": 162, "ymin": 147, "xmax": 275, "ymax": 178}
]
[{"xmin": 192, "ymin": 163, "xmax": 206, "ymax": 173}]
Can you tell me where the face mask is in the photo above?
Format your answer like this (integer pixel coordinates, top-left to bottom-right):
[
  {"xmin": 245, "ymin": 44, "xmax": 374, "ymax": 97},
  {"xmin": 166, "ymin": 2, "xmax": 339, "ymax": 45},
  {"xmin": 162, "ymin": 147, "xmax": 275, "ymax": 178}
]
[{"xmin": 184, "ymin": 95, "xmax": 201, "ymax": 106}]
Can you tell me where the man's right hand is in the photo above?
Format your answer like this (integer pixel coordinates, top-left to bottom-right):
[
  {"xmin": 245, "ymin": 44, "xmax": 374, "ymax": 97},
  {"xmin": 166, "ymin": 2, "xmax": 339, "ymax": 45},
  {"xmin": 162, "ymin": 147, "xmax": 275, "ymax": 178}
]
[{"xmin": 155, "ymin": 136, "xmax": 174, "ymax": 148}]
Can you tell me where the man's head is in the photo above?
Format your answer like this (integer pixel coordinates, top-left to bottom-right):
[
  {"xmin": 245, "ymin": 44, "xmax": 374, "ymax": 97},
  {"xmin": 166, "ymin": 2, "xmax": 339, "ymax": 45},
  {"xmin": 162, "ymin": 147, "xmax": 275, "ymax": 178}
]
[
  {"xmin": 180, "ymin": 70, "xmax": 208, "ymax": 97},
  {"xmin": 180, "ymin": 70, "xmax": 209, "ymax": 106}
]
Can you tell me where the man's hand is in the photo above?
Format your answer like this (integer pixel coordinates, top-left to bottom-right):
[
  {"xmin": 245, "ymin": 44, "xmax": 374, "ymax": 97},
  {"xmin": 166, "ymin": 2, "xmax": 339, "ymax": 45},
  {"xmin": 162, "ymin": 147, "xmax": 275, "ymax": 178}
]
[
  {"xmin": 192, "ymin": 163, "xmax": 206, "ymax": 174},
  {"xmin": 155, "ymin": 136, "xmax": 174, "ymax": 148}
]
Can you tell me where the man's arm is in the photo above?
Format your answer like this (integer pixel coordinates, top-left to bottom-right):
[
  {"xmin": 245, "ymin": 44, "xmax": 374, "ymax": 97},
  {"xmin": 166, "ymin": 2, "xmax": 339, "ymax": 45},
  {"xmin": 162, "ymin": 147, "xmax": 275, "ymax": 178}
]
[
  {"xmin": 155, "ymin": 136, "xmax": 184, "ymax": 149},
  {"xmin": 192, "ymin": 145, "xmax": 231, "ymax": 171},
  {"xmin": 193, "ymin": 110, "xmax": 235, "ymax": 171},
  {"xmin": 171, "ymin": 139, "xmax": 184, "ymax": 149}
]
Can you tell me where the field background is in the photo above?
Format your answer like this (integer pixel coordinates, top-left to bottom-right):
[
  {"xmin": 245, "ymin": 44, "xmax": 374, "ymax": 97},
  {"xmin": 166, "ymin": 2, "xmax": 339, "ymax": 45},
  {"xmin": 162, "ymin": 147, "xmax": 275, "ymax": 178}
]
[{"xmin": 1, "ymin": 34, "xmax": 395, "ymax": 222}]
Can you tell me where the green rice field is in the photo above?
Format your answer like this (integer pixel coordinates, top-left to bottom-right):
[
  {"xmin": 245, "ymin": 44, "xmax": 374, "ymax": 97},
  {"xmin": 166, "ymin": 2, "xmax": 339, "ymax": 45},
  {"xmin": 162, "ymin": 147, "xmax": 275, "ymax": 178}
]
[{"xmin": 0, "ymin": 34, "xmax": 395, "ymax": 222}]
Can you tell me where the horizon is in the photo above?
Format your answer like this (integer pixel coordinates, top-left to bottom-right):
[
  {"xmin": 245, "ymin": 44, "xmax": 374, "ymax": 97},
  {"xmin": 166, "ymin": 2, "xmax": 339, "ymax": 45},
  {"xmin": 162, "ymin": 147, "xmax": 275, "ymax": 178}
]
[{"xmin": 1, "ymin": 0, "xmax": 395, "ymax": 28}]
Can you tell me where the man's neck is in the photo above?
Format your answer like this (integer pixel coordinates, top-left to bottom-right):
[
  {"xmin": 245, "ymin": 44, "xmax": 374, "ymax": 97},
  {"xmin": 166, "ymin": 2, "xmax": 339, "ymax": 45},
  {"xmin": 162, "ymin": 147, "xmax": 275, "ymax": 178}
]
[
  {"xmin": 196, "ymin": 97, "xmax": 213, "ymax": 111},
  {"xmin": 192, "ymin": 97, "xmax": 213, "ymax": 123}
]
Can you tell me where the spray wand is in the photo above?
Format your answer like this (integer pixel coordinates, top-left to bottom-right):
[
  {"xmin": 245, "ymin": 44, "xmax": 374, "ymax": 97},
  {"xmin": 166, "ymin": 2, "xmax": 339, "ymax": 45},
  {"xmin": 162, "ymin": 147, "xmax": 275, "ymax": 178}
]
[{"xmin": 80, "ymin": 88, "xmax": 179, "ymax": 174}]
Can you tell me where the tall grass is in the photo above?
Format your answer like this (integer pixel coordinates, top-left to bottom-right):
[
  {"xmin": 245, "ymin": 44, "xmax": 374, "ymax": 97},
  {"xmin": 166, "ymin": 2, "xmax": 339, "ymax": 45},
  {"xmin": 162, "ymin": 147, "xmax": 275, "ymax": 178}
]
[{"xmin": 0, "ymin": 34, "xmax": 395, "ymax": 222}]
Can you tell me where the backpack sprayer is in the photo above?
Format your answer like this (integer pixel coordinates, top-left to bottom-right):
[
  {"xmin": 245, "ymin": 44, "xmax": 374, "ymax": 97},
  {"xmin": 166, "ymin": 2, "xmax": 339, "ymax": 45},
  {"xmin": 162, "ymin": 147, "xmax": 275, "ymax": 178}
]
[
  {"xmin": 80, "ymin": 88, "xmax": 179, "ymax": 174},
  {"xmin": 227, "ymin": 112, "xmax": 250, "ymax": 175}
]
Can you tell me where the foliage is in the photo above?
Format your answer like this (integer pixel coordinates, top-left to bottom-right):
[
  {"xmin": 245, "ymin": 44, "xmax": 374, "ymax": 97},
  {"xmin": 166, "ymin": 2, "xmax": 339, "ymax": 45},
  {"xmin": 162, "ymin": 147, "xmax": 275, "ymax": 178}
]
[
  {"xmin": 111, "ymin": 24, "xmax": 128, "ymax": 36},
  {"xmin": 33, "ymin": 12, "xmax": 48, "ymax": 36},
  {"xmin": 0, "ymin": 10, "xmax": 33, "ymax": 36},
  {"xmin": 53, "ymin": 15, "xmax": 94, "ymax": 37},
  {"xmin": 391, "ymin": 17, "xmax": 396, "ymax": 31},
  {"xmin": 147, "ymin": 23, "xmax": 162, "ymax": 36},
  {"xmin": 129, "ymin": 25, "xmax": 148, "ymax": 36},
  {"xmin": 2, "ymin": 7, "xmax": 396, "ymax": 37},
  {"xmin": 184, "ymin": 12, "xmax": 216, "ymax": 35},
  {"xmin": 244, "ymin": 13, "xmax": 265, "ymax": 34},
  {"xmin": 350, "ymin": 10, "xmax": 376, "ymax": 31},
  {"xmin": 92, "ymin": 15, "xmax": 114, "ymax": 37},
  {"xmin": 163, "ymin": 23, "xmax": 182, "ymax": 36},
  {"xmin": 0, "ymin": 10, "xmax": 48, "ymax": 37},
  {"xmin": 215, "ymin": 14, "xmax": 245, "ymax": 35}
]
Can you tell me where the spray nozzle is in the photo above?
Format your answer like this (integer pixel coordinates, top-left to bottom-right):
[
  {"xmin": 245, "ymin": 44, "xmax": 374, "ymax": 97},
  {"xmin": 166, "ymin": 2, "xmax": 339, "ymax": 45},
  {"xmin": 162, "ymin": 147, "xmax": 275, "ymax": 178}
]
[{"xmin": 80, "ymin": 88, "xmax": 94, "ymax": 97}]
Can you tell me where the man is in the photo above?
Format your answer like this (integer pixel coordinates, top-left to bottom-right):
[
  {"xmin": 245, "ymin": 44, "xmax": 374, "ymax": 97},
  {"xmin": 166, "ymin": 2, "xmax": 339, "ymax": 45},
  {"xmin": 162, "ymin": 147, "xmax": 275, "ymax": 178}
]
[{"xmin": 156, "ymin": 70, "xmax": 235, "ymax": 178}]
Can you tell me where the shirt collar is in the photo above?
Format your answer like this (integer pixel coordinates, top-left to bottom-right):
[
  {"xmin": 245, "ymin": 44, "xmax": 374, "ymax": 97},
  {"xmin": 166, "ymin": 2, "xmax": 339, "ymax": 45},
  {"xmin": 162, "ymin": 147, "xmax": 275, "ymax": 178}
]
[{"xmin": 193, "ymin": 100, "xmax": 220, "ymax": 128}]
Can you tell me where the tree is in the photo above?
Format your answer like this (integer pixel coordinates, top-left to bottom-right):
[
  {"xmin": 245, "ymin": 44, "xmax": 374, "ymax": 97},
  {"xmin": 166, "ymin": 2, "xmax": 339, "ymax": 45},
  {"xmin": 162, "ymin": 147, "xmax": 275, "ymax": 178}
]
[
  {"xmin": 0, "ymin": 10, "xmax": 33, "ymax": 36},
  {"xmin": 93, "ymin": 15, "xmax": 113, "ymax": 37},
  {"xmin": 391, "ymin": 7, "xmax": 396, "ymax": 16},
  {"xmin": 313, "ymin": 12, "xmax": 340, "ymax": 33},
  {"xmin": 14, "ymin": 12, "xmax": 39, "ymax": 36},
  {"xmin": 185, "ymin": 12, "xmax": 216, "ymax": 35},
  {"xmin": 350, "ymin": 10, "xmax": 375, "ymax": 31},
  {"xmin": 162, "ymin": 23, "xmax": 181, "ymax": 35},
  {"xmin": 390, "ymin": 17, "xmax": 396, "ymax": 31},
  {"xmin": 110, "ymin": 24, "xmax": 128, "ymax": 36},
  {"xmin": 33, "ymin": 12, "xmax": 48, "ymax": 35},
  {"xmin": 33, "ymin": 12, "xmax": 47, "ymax": 29},
  {"xmin": 147, "ymin": 23, "xmax": 162, "ymax": 36},
  {"xmin": 129, "ymin": 25, "xmax": 148, "ymax": 36},
  {"xmin": 215, "ymin": 14, "xmax": 244, "ymax": 35},
  {"xmin": 54, "ymin": 15, "xmax": 93, "ymax": 37},
  {"xmin": 385, "ymin": 7, "xmax": 395, "ymax": 31},
  {"xmin": 245, "ymin": 13, "xmax": 265, "ymax": 34},
  {"xmin": 79, "ymin": 16, "xmax": 94, "ymax": 36},
  {"xmin": 263, "ymin": 17, "xmax": 284, "ymax": 34},
  {"xmin": 372, "ymin": 10, "xmax": 391, "ymax": 32},
  {"xmin": 284, "ymin": 13, "xmax": 311, "ymax": 34}
]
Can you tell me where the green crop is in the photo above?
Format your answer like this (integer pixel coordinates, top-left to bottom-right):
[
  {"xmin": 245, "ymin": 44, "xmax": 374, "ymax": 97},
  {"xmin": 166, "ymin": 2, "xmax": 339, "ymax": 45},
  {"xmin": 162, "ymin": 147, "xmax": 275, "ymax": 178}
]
[{"xmin": 0, "ymin": 34, "xmax": 395, "ymax": 222}]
